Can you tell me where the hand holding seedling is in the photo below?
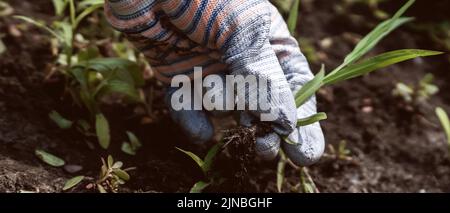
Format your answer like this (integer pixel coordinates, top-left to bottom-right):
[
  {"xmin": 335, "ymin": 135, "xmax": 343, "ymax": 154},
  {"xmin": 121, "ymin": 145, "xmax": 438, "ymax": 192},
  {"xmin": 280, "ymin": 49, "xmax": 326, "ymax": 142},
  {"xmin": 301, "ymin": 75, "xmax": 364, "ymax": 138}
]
[
  {"xmin": 104, "ymin": 0, "xmax": 442, "ymax": 168},
  {"xmin": 104, "ymin": 0, "xmax": 325, "ymax": 166}
]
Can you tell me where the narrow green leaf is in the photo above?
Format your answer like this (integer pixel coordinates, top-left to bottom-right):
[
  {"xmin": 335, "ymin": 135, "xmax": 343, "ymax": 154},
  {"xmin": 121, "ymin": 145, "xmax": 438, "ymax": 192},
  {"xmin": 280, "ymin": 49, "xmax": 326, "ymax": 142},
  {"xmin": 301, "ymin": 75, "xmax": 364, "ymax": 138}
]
[
  {"xmin": 287, "ymin": 0, "xmax": 300, "ymax": 34},
  {"xmin": 126, "ymin": 131, "xmax": 142, "ymax": 149},
  {"xmin": 297, "ymin": 112, "xmax": 328, "ymax": 127},
  {"xmin": 189, "ymin": 181, "xmax": 211, "ymax": 193},
  {"xmin": 49, "ymin": 110, "xmax": 73, "ymax": 129},
  {"xmin": 14, "ymin": 16, "xmax": 63, "ymax": 41},
  {"xmin": 202, "ymin": 142, "xmax": 223, "ymax": 173},
  {"xmin": 35, "ymin": 149, "xmax": 65, "ymax": 167},
  {"xmin": 96, "ymin": 114, "xmax": 110, "ymax": 149},
  {"xmin": 52, "ymin": 0, "xmax": 68, "ymax": 16},
  {"xmin": 176, "ymin": 147, "xmax": 205, "ymax": 172},
  {"xmin": 283, "ymin": 137, "xmax": 298, "ymax": 145},
  {"xmin": 329, "ymin": 0, "xmax": 416, "ymax": 75},
  {"xmin": 324, "ymin": 49, "xmax": 443, "ymax": 85},
  {"xmin": 295, "ymin": 65, "xmax": 325, "ymax": 107},
  {"xmin": 73, "ymin": 4, "xmax": 103, "ymax": 29},
  {"xmin": 107, "ymin": 155, "xmax": 114, "ymax": 168},
  {"xmin": 113, "ymin": 169, "xmax": 130, "ymax": 181},
  {"xmin": 277, "ymin": 152, "xmax": 287, "ymax": 192},
  {"xmin": 63, "ymin": 176, "xmax": 84, "ymax": 191},
  {"xmin": 436, "ymin": 107, "xmax": 450, "ymax": 147}
]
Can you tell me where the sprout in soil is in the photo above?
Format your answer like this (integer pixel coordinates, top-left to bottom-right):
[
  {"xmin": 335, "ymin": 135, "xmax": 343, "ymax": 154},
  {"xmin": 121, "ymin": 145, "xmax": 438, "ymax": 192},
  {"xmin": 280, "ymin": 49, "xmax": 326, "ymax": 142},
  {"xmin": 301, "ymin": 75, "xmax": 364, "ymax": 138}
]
[
  {"xmin": 393, "ymin": 73, "xmax": 439, "ymax": 105},
  {"xmin": 15, "ymin": 0, "xmax": 145, "ymax": 150},
  {"xmin": 63, "ymin": 155, "xmax": 134, "ymax": 193},
  {"xmin": 176, "ymin": 142, "xmax": 225, "ymax": 193}
]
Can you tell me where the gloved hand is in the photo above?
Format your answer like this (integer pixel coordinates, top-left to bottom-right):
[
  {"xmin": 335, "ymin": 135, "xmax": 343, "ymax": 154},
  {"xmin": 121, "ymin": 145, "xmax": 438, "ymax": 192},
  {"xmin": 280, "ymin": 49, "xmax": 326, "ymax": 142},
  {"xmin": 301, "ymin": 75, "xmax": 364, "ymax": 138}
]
[{"xmin": 105, "ymin": 0, "xmax": 325, "ymax": 166}]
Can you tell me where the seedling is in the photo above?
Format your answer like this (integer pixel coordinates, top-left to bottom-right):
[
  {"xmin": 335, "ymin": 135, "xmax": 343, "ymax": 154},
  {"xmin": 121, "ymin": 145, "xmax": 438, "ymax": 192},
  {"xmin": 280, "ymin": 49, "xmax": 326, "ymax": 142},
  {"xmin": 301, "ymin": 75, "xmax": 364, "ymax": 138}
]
[
  {"xmin": 63, "ymin": 155, "xmax": 133, "ymax": 193},
  {"xmin": 274, "ymin": 0, "xmax": 442, "ymax": 193},
  {"xmin": 326, "ymin": 140, "xmax": 353, "ymax": 161},
  {"xmin": 436, "ymin": 107, "xmax": 450, "ymax": 154},
  {"xmin": 176, "ymin": 142, "xmax": 225, "ymax": 193},
  {"xmin": 286, "ymin": 0, "xmax": 442, "ymax": 143},
  {"xmin": 16, "ymin": 0, "xmax": 144, "ymax": 149},
  {"xmin": 393, "ymin": 73, "xmax": 439, "ymax": 104},
  {"xmin": 277, "ymin": 151, "xmax": 319, "ymax": 193}
]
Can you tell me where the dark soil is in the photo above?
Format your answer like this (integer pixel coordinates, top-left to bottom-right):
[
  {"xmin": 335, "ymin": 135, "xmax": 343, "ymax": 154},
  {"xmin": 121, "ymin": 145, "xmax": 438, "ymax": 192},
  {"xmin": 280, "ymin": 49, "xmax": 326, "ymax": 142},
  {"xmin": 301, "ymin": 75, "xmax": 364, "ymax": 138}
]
[{"xmin": 1, "ymin": 0, "xmax": 450, "ymax": 193}]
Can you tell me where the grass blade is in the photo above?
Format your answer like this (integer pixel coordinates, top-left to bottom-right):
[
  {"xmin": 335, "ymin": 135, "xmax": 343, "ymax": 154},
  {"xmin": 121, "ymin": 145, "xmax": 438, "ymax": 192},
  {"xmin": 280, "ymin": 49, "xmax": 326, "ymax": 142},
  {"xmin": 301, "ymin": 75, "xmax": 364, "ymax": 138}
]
[
  {"xmin": 202, "ymin": 142, "xmax": 223, "ymax": 173},
  {"xmin": 63, "ymin": 176, "xmax": 85, "ymax": 191},
  {"xmin": 277, "ymin": 151, "xmax": 287, "ymax": 192},
  {"xmin": 329, "ymin": 0, "xmax": 416, "ymax": 75},
  {"xmin": 297, "ymin": 112, "xmax": 328, "ymax": 127},
  {"xmin": 96, "ymin": 113, "xmax": 111, "ymax": 149},
  {"xmin": 295, "ymin": 65, "xmax": 325, "ymax": 107},
  {"xmin": 14, "ymin": 16, "xmax": 63, "ymax": 41},
  {"xmin": 287, "ymin": 0, "xmax": 300, "ymax": 34},
  {"xmin": 176, "ymin": 147, "xmax": 205, "ymax": 173},
  {"xmin": 324, "ymin": 49, "xmax": 443, "ymax": 85},
  {"xmin": 436, "ymin": 107, "xmax": 450, "ymax": 151}
]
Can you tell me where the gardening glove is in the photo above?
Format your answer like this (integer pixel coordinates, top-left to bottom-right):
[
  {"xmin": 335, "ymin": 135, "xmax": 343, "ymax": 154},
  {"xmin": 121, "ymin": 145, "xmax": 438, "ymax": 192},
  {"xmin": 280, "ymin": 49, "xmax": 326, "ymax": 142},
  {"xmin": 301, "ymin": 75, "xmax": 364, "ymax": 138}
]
[
  {"xmin": 105, "ymin": 0, "xmax": 324, "ymax": 166},
  {"xmin": 239, "ymin": 4, "xmax": 325, "ymax": 166}
]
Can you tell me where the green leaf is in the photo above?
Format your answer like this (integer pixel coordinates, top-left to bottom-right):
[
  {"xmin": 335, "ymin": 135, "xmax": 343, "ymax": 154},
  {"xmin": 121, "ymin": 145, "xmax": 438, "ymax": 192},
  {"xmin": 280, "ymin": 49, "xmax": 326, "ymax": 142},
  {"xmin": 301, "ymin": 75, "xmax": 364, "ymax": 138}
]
[
  {"xmin": 75, "ymin": 58, "xmax": 144, "ymax": 87},
  {"xmin": 436, "ymin": 107, "xmax": 450, "ymax": 146},
  {"xmin": 324, "ymin": 49, "xmax": 443, "ymax": 85},
  {"xmin": 52, "ymin": 0, "xmax": 68, "ymax": 16},
  {"xmin": 277, "ymin": 152, "xmax": 287, "ymax": 193},
  {"xmin": 73, "ymin": 4, "xmax": 103, "ymax": 29},
  {"xmin": 283, "ymin": 137, "xmax": 298, "ymax": 145},
  {"xmin": 176, "ymin": 147, "xmax": 205, "ymax": 172},
  {"xmin": 14, "ymin": 16, "xmax": 63, "ymax": 41},
  {"xmin": 287, "ymin": 0, "xmax": 300, "ymax": 35},
  {"xmin": 49, "ymin": 110, "xmax": 73, "ymax": 129},
  {"xmin": 202, "ymin": 142, "xmax": 223, "ymax": 173},
  {"xmin": 35, "ymin": 149, "xmax": 65, "ymax": 167},
  {"xmin": 107, "ymin": 155, "xmax": 114, "ymax": 168},
  {"xmin": 112, "ymin": 161, "xmax": 123, "ymax": 169},
  {"xmin": 189, "ymin": 181, "xmax": 211, "ymax": 193},
  {"xmin": 297, "ymin": 112, "xmax": 328, "ymax": 127},
  {"xmin": 121, "ymin": 142, "xmax": 136, "ymax": 156},
  {"xmin": 97, "ymin": 184, "xmax": 107, "ymax": 193},
  {"xmin": 98, "ymin": 79, "xmax": 141, "ymax": 102},
  {"xmin": 295, "ymin": 65, "xmax": 325, "ymax": 107},
  {"xmin": 96, "ymin": 114, "xmax": 110, "ymax": 149},
  {"xmin": 113, "ymin": 169, "xmax": 130, "ymax": 181},
  {"xmin": 78, "ymin": 0, "xmax": 104, "ymax": 9},
  {"xmin": 63, "ymin": 176, "xmax": 84, "ymax": 191},
  {"xmin": 126, "ymin": 131, "xmax": 142, "ymax": 149},
  {"xmin": 329, "ymin": 0, "xmax": 416, "ymax": 75}
]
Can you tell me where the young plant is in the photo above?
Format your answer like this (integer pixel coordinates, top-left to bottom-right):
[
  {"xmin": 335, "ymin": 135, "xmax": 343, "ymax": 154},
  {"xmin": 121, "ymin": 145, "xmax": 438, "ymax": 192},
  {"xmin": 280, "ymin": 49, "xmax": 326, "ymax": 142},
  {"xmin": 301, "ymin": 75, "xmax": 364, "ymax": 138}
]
[
  {"xmin": 63, "ymin": 155, "xmax": 133, "ymax": 193},
  {"xmin": 16, "ymin": 0, "xmax": 144, "ymax": 149},
  {"xmin": 393, "ymin": 73, "xmax": 439, "ymax": 104},
  {"xmin": 277, "ymin": 151, "xmax": 319, "ymax": 193},
  {"xmin": 436, "ymin": 107, "xmax": 450, "ymax": 154},
  {"xmin": 176, "ymin": 142, "xmax": 224, "ymax": 193},
  {"xmin": 275, "ymin": 0, "xmax": 442, "ymax": 193},
  {"xmin": 287, "ymin": 0, "xmax": 442, "ymax": 142}
]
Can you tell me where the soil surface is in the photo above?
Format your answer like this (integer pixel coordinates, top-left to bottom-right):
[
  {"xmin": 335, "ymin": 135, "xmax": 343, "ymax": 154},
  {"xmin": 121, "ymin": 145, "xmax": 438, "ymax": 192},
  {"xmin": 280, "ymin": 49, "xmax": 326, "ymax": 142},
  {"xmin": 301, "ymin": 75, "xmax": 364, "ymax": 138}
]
[{"xmin": 0, "ymin": 0, "xmax": 449, "ymax": 193}]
